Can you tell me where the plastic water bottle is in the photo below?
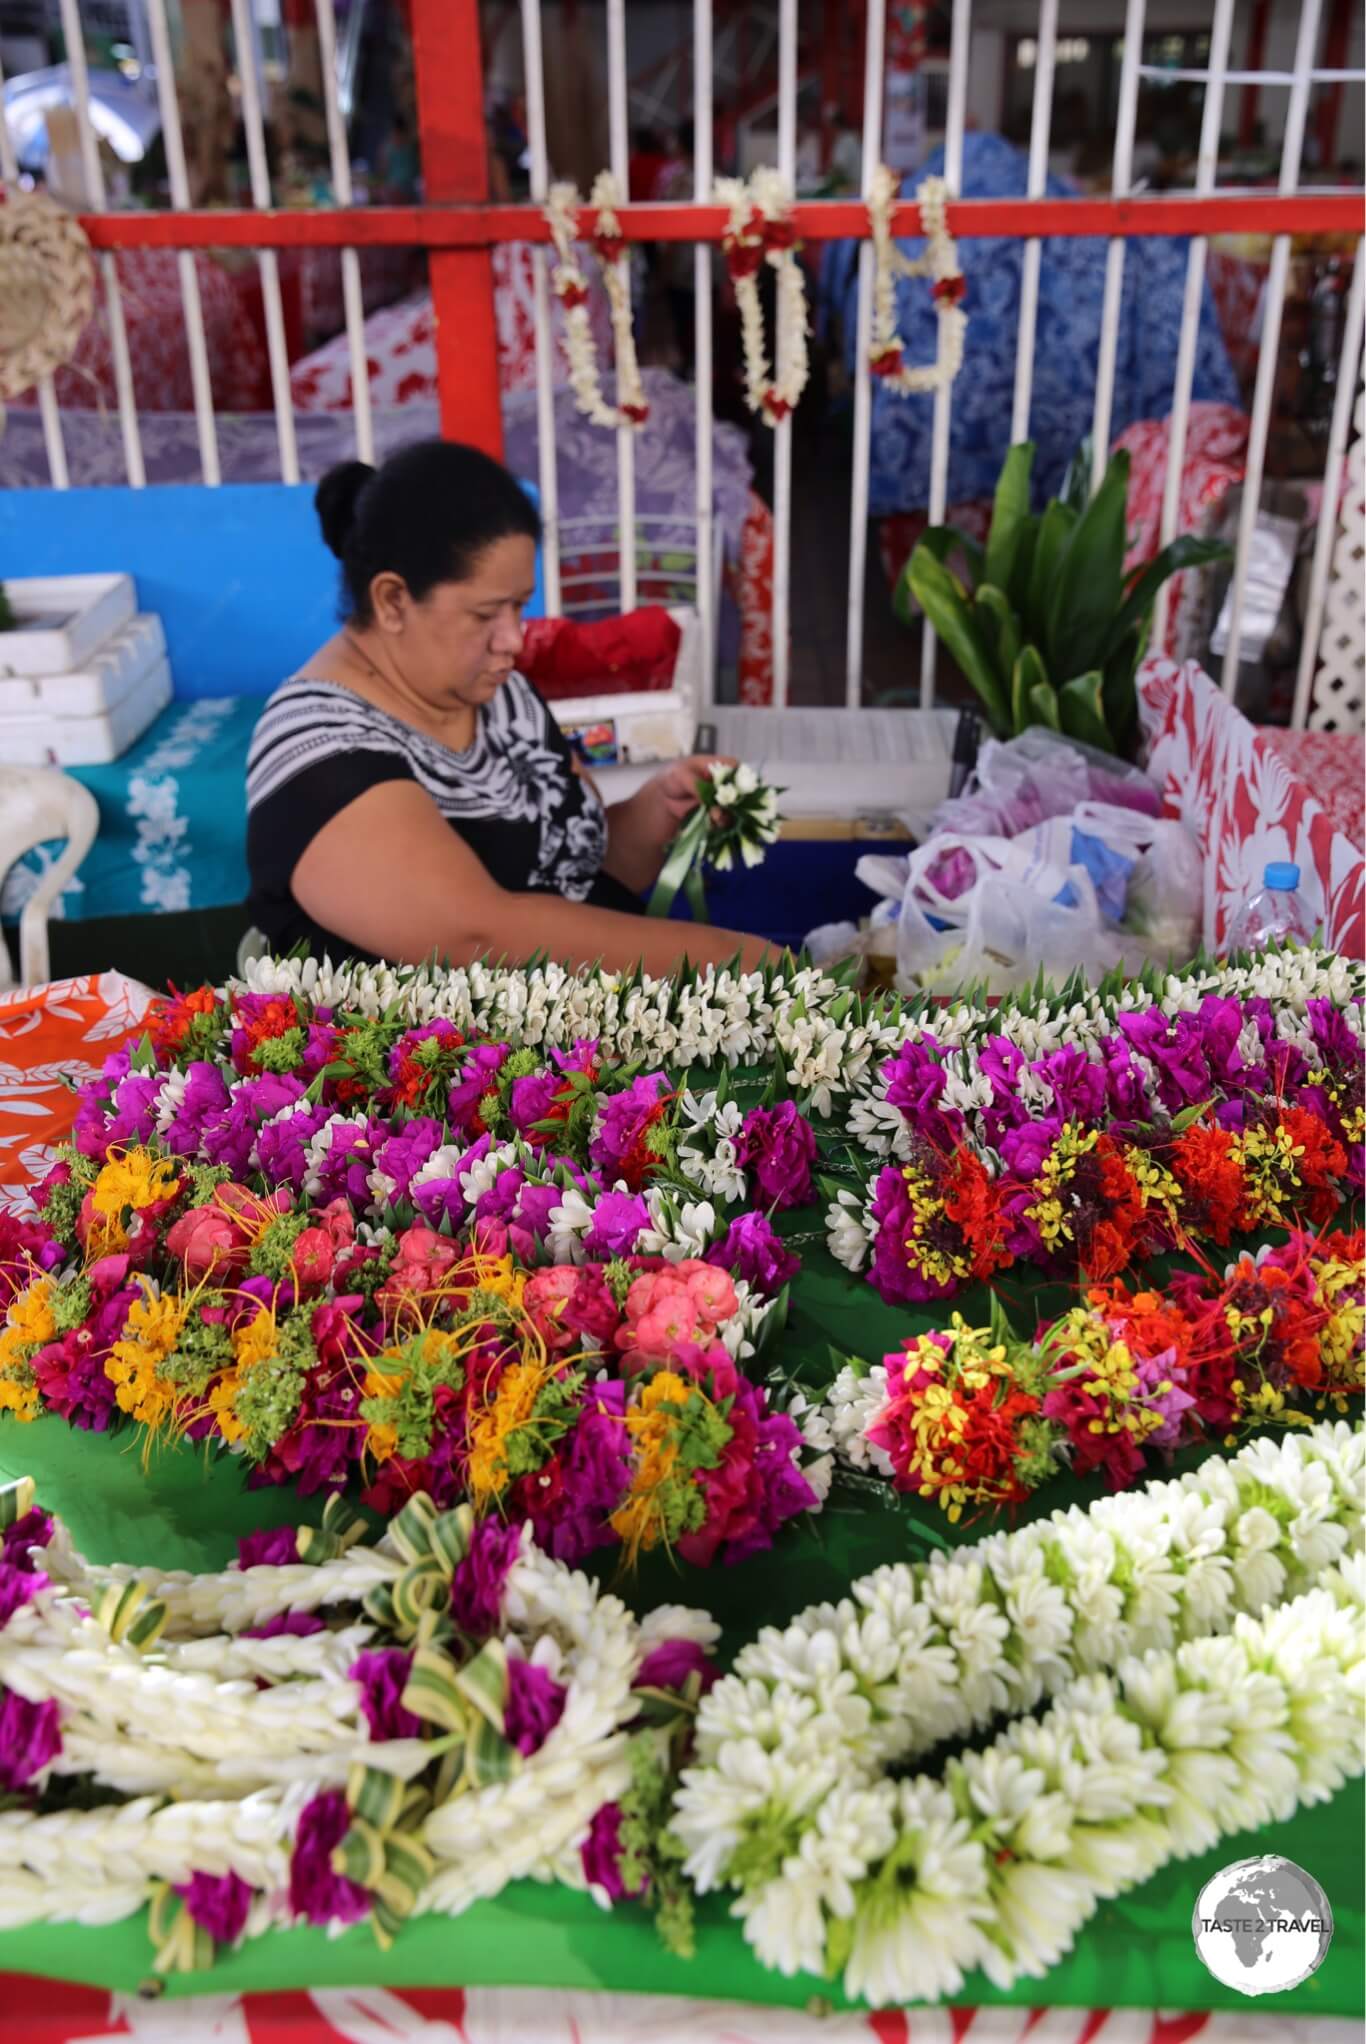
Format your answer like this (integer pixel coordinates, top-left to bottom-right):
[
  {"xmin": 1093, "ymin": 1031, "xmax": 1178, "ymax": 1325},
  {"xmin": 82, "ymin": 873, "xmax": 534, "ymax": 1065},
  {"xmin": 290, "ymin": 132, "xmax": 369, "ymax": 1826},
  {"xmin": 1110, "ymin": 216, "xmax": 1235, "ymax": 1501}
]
[{"xmin": 1226, "ymin": 861, "xmax": 1314, "ymax": 953}]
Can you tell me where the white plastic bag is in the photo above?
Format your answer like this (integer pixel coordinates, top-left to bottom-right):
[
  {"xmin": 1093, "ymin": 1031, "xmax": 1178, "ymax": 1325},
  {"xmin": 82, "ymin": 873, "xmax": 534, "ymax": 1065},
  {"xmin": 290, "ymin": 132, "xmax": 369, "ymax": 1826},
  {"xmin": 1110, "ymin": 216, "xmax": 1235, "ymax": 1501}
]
[{"xmin": 929, "ymin": 728, "xmax": 1161, "ymax": 841}]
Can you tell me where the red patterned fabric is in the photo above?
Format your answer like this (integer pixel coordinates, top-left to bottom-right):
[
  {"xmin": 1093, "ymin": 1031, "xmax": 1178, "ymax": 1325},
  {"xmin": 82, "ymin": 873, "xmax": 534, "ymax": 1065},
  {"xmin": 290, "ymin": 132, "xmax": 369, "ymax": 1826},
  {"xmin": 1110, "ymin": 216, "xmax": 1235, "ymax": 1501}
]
[
  {"xmin": 1259, "ymin": 729, "xmax": 1366, "ymax": 853},
  {"xmin": 520, "ymin": 609, "xmax": 682, "ymax": 698},
  {"xmin": 1207, "ymin": 245, "xmax": 1269, "ymax": 388},
  {"xmin": 1139, "ymin": 655, "xmax": 1365, "ymax": 958},
  {"xmin": 735, "ymin": 494, "xmax": 776, "ymax": 706},
  {"xmin": 0, "ymin": 1977, "xmax": 1357, "ymax": 2043},
  {"xmin": 1116, "ymin": 404, "xmax": 1249, "ymax": 661},
  {"xmin": 877, "ymin": 501, "xmax": 993, "ymax": 594}
]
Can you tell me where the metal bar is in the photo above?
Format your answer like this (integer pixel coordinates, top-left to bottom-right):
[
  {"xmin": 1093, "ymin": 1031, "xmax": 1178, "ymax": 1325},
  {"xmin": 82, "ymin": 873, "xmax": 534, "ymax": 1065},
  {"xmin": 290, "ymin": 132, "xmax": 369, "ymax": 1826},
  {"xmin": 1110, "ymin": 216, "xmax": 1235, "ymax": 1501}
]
[
  {"xmin": 0, "ymin": 47, "xmax": 66, "ymax": 486},
  {"xmin": 315, "ymin": 0, "xmax": 374, "ymax": 465},
  {"xmin": 1092, "ymin": 0, "xmax": 1147, "ymax": 489},
  {"xmin": 1221, "ymin": 0, "xmax": 1325, "ymax": 698},
  {"xmin": 410, "ymin": 0, "xmax": 502, "ymax": 455},
  {"xmin": 845, "ymin": 0, "xmax": 887, "ymax": 709},
  {"xmin": 694, "ymin": 0, "xmax": 716, "ymax": 708},
  {"xmin": 520, "ymin": 0, "xmax": 561, "ymax": 615},
  {"xmin": 1151, "ymin": 0, "xmax": 1236, "ymax": 653},
  {"xmin": 606, "ymin": 0, "xmax": 637, "ymax": 613},
  {"xmin": 771, "ymin": 0, "xmax": 798, "ymax": 708},
  {"xmin": 78, "ymin": 192, "xmax": 1366, "ymax": 251},
  {"xmin": 57, "ymin": 0, "xmax": 144, "ymax": 487},
  {"xmin": 227, "ymin": 0, "xmax": 298, "ymax": 483},
  {"xmin": 919, "ymin": 0, "xmax": 972, "ymax": 709},
  {"xmin": 145, "ymin": 0, "xmax": 220, "ymax": 485},
  {"xmin": 1291, "ymin": 246, "xmax": 1365, "ymax": 730},
  {"xmin": 1010, "ymin": 0, "xmax": 1058, "ymax": 445},
  {"xmin": 1136, "ymin": 66, "xmax": 1363, "ymax": 85}
]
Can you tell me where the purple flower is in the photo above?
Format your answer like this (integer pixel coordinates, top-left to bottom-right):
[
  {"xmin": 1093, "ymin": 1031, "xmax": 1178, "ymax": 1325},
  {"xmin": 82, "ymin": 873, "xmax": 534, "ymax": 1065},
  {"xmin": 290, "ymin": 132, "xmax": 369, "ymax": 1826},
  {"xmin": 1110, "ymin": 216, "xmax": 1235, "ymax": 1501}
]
[
  {"xmin": 867, "ymin": 1164, "xmax": 957, "ymax": 1306},
  {"xmin": 176, "ymin": 1870, "xmax": 253, "ymax": 1945},
  {"xmin": 583, "ymin": 1190, "xmax": 650, "ymax": 1260},
  {"xmin": 882, "ymin": 1036, "xmax": 965, "ymax": 1151},
  {"xmin": 511, "ymin": 1180, "xmax": 562, "ymax": 1248},
  {"xmin": 288, "ymin": 1790, "xmax": 371, "ymax": 1925},
  {"xmin": 504, "ymin": 1657, "xmax": 567, "ymax": 1756},
  {"xmin": 370, "ymin": 1118, "xmax": 444, "ymax": 1206},
  {"xmin": 634, "ymin": 1638, "xmax": 717, "ymax": 1695},
  {"xmin": 590, "ymin": 1073, "xmax": 673, "ymax": 1184},
  {"xmin": 473, "ymin": 1167, "xmax": 528, "ymax": 1227},
  {"xmin": 70, "ymin": 1047, "xmax": 133, "ymax": 1158},
  {"xmin": 313, "ymin": 1117, "xmax": 387, "ymax": 1208},
  {"xmin": 531, "ymin": 1382, "xmax": 633, "ymax": 1565},
  {"xmin": 31, "ymin": 1333, "xmax": 121, "ymax": 1432},
  {"xmin": 254, "ymin": 1103, "xmax": 333, "ymax": 1195},
  {"xmin": 161, "ymin": 1062, "xmax": 231, "ymax": 1158},
  {"xmin": 0, "ymin": 1563, "xmax": 47, "ymax": 1630},
  {"xmin": 1, "ymin": 1508, "xmax": 53, "ymax": 1569},
  {"xmin": 449, "ymin": 1518, "xmax": 521, "ymax": 1637},
  {"xmin": 203, "ymin": 1074, "xmax": 306, "ymax": 1178},
  {"xmin": 718, "ymin": 1387, "xmax": 819, "ymax": 1565},
  {"xmin": 579, "ymin": 1802, "xmax": 644, "ymax": 1901},
  {"xmin": 243, "ymin": 1611, "xmax": 326, "ymax": 1639},
  {"xmin": 551, "ymin": 1037, "xmax": 600, "ymax": 1076},
  {"xmin": 237, "ymin": 1526, "xmax": 299, "ymax": 1568},
  {"xmin": 977, "ymin": 1035, "xmax": 1032, "ymax": 1142},
  {"xmin": 705, "ymin": 1211, "xmax": 799, "ymax": 1296},
  {"xmin": 736, "ymin": 1102, "xmax": 818, "ymax": 1212},
  {"xmin": 508, "ymin": 1071, "xmax": 564, "ymax": 1135},
  {"xmin": 997, "ymin": 1117, "xmax": 1062, "ymax": 1182},
  {"xmin": 1034, "ymin": 1045, "xmax": 1107, "ymax": 1127},
  {"xmin": 448, "ymin": 1043, "xmax": 511, "ymax": 1134},
  {"xmin": 0, "ymin": 1687, "xmax": 61, "ymax": 1791},
  {"xmin": 349, "ymin": 1648, "xmax": 422, "ymax": 1741}
]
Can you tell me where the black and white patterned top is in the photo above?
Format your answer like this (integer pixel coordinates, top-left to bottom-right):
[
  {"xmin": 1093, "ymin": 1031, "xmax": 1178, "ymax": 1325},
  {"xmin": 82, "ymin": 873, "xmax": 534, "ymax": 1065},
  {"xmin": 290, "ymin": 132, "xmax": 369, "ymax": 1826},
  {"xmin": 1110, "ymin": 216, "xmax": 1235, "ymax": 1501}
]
[{"xmin": 246, "ymin": 672, "xmax": 633, "ymax": 962}]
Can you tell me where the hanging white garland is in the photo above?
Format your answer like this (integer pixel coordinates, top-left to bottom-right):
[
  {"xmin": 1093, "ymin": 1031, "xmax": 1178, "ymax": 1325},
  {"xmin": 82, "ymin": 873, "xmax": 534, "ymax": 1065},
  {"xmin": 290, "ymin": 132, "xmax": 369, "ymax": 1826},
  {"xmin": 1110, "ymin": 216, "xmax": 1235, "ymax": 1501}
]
[
  {"xmin": 544, "ymin": 172, "xmax": 649, "ymax": 430},
  {"xmin": 714, "ymin": 168, "xmax": 810, "ymax": 426},
  {"xmin": 867, "ymin": 167, "xmax": 967, "ymax": 397}
]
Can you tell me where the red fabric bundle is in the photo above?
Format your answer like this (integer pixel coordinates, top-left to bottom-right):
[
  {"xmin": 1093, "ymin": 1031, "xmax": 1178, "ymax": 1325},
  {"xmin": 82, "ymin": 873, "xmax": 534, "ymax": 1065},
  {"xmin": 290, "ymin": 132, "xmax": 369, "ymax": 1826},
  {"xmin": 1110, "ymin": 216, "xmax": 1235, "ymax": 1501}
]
[{"xmin": 519, "ymin": 608, "xmax": 682, "ymax": 699}]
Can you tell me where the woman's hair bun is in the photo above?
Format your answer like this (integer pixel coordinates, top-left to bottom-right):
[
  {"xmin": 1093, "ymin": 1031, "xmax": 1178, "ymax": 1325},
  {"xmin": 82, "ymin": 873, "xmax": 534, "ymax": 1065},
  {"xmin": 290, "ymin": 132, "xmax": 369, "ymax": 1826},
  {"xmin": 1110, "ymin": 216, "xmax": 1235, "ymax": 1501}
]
[{"xmin": 315, "ymin": 460, "xmax": 375, "ymax": 559}]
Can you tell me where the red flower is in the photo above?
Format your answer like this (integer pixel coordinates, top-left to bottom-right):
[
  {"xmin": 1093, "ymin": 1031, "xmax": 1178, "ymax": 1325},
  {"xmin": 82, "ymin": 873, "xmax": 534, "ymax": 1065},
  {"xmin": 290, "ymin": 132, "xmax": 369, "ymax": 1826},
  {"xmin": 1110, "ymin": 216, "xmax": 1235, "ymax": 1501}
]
[
  {"xmin": 1170, "ymin": 1123, "xmax": 1244, "ymax": 1245},
  {"xmin": 761, "ymin": 217, "xmax": 797, "ymax": 253},
  {"xmin": 870, "ymin": 345, "xmax": 905, "ymax": 378},
  {"xmin": 620, "ymin": 401, "xmax": 650, "ymax": 424},
  {"xmin": 556, "ymin": 281, "xmax": 589, "ymax": 309},
  {"xmin": 761, "ymin": 391, "xmax": 792, "ymax": 421},
  {"xmin": 932, "ymin": 274, "xmax": 967, "ymax": 306},
  {"xmin": 723, "ymin": 238, "xmax": 764, "ymax": 281},
  {"xmin": 150, "ymin": 984, "xmax": 219, "ymax": 1059}
]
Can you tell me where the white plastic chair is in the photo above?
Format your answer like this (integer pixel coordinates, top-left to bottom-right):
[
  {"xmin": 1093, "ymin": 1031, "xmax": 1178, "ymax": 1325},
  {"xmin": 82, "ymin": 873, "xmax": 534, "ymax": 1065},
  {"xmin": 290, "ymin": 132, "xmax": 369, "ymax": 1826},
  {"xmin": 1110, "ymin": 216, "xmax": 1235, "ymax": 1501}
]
[{"xmin": 0, "ymin": 766, "xmax": 100, "ymax": 991}]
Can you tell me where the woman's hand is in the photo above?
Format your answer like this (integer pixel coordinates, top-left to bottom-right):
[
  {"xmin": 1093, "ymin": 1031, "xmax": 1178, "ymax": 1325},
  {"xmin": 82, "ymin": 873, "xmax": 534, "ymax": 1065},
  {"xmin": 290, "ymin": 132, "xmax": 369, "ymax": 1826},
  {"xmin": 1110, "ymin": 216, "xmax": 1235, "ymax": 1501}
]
[{"xmin": 603, "ymin": 753, "xmax": 735, "ymax": 892}]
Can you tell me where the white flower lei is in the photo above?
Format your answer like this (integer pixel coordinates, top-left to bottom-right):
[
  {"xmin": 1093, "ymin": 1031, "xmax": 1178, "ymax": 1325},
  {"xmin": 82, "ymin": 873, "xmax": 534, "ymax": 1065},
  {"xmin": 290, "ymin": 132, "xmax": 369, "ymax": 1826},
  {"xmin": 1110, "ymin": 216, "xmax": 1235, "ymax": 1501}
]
[
  {"xmin": 1, "ymin": 1505, "xmax": 717, "ymax": 1937},
  {"xmin": 715, "ymin": 168, "xmax": 810, "ymax": 426},
  {"xmin": 544, "ymin": 172, "xmax": 649, "ymax": 430},
  {"xmin": 867, "ymin": 168, "xmax": 966, "ymax": 397},
  {"xmin": 672, "ymin": 1421, "xmax": 1364, "ymax": 1995},
  {"xmin": 228, "ymin": 949, "xmax": 1363, "ymax": 1121}
]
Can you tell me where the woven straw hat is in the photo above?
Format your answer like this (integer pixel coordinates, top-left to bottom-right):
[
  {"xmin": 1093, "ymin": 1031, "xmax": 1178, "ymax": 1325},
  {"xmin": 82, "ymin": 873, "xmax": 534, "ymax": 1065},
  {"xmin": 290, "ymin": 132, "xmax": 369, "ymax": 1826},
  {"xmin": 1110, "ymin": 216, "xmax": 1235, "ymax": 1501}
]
[{"xmin": 0, "ymin": 185, "xmax": 95, "ymax": 402}]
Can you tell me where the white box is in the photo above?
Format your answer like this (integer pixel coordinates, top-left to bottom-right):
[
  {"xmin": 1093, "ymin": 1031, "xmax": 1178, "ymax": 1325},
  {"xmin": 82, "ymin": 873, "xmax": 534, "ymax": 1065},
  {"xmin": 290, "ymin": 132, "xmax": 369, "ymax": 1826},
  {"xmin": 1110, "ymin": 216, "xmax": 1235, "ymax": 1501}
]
[
  {"xmin": 551, "ymin": 689, "xmax": 693, "ymax": 767},
  {"xmin": 0, "ymin": 574, "xmax": 137, "ymax": 677},
  {"xmin": 0, "ymin": 654, "xmax": 173, "ymax": 765},
  {"xmin": 0, "ymin": 613, "xmax": 165, "ymax": 717}
]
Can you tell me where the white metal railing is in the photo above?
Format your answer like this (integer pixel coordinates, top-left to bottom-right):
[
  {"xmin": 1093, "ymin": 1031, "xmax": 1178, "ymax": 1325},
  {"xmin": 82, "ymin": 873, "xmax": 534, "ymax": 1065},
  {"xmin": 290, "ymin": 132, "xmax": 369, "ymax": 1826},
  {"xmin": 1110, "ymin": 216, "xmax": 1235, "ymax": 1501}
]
[{"xmin": 5, "ymin": 1, "xmax": 1363, "ymax": 731}]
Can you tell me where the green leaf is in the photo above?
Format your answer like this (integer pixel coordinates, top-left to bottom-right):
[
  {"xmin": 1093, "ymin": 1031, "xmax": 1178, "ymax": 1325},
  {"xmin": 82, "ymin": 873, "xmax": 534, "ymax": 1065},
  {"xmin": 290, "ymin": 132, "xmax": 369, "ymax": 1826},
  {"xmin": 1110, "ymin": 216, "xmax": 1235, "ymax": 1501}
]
[
  {"xmin": 893, "ymin": 524, "xmax": 985, "ymax": 624},
  {"xmin": 1011, "ymin": 644, "xmax": 1049, "ymax": 735},
  {"xmin": 1059, "ymin": 436, "xmax": 1094, "ymax": 516},
  {"xmin": 1047, "ymin": 449, "xmax": 1130, "ymax": 681},
  {"xmin": 973, "ymin": 583, "xmax": 1022, "ymax": 694},
  {"xmin": 1028, "ymin": 678, "xmax": 1061, "ymax": 731},
  {"xmin": 1102, "ymin": 628, "xmax": 1142, "ymax": 756},
  {"xmin": 1099, "ymin": 533, "xmax": 1233, "ymax": 662},
  {"xmin": 1058, "ymin": 670, "xmax": 1115, "ymax": 752},
  {"xmin": 1025, "ymin": 500, "xmax": 1077, "ymax": 651},
  {"xmin": 1007, "ymin": 519, "xmax": 1039, "ymax": 615},
  {"xmin": 984, "ymin": 441, "xmax": 1034, "ymax": 596},
  {"xmin": 906, "ymin": 542, "xmax": 1011, "ymax": 735}
]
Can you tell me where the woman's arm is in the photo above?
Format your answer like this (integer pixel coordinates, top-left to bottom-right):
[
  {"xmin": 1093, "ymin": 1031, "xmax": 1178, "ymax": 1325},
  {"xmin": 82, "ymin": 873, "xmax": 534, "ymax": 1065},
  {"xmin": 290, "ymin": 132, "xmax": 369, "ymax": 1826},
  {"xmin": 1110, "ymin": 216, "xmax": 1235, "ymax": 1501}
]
[{"xmin": 291, "ymin": 780, "xmax": 775, "ymax": 973}]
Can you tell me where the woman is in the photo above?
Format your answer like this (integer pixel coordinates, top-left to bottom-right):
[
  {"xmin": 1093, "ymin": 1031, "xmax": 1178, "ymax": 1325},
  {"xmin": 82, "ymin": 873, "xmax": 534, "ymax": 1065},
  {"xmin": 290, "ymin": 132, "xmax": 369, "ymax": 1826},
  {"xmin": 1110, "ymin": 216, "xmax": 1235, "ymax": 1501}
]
[{"xmin": 247, "ymin": 440, "xmax": 770, "ymax": 973}]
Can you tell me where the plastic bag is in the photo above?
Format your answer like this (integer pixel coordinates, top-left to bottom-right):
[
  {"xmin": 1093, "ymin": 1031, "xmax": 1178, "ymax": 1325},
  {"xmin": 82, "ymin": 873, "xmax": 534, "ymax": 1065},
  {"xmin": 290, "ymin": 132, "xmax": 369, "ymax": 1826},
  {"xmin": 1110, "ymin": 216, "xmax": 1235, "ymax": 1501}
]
[{"xmin": 927, "ymin": 728, "xmax": 1161, "ymax": 842}]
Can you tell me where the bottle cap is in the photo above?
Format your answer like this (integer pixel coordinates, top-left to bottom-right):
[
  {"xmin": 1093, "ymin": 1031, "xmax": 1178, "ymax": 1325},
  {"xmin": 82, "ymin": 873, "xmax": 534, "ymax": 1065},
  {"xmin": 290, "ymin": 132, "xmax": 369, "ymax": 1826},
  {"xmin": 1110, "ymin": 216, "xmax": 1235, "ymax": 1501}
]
[{"xmin": 1264, "ymin": 861, "xmax": 1300, "ymax": 890}]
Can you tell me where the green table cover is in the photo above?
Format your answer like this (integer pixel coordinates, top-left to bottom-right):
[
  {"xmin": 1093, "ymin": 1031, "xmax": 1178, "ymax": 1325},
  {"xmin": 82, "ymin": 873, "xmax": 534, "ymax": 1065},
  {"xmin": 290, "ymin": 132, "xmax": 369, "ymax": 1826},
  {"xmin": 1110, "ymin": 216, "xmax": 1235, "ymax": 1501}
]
[{"xmin": 0, "ymin": 1243, "xmax": 1360, "ymax": 2016}]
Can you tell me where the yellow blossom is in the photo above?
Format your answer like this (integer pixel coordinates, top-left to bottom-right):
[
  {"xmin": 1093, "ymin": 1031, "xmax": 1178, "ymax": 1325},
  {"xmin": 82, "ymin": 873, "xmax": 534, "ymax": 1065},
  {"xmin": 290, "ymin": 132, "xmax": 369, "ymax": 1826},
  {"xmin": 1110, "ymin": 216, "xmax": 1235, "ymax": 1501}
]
[
  {"xmin": 104, "ymin": 1285, "xmax": 188, "ymax": 1428},
  {"xmin": 466, "ymin": 1356, "xmax": 548, "ymax": 1505},
  {"xmin": 84, "ymin": 1149, "xmax": 181, "ymax": 1256}
]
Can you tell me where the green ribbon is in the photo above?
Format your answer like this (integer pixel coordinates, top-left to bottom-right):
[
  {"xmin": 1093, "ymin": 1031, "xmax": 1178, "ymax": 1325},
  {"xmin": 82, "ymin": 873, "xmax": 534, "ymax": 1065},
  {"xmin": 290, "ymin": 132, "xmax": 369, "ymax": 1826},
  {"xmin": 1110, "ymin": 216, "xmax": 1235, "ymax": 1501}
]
[
  {"xmin": 97, "ymin": 1579, "xmax": 168, "ymax": 1651},
  {"xmin": 146, "ymin": 1882, "xmax": 215, "ymax": 1977},
  {"xmin": 646, "ymin": 806, "xmax": 712, "ymax": 921},
  {"xmin": 0, "ymin": 1476, "xmax": 35, "ymax": 1528}
]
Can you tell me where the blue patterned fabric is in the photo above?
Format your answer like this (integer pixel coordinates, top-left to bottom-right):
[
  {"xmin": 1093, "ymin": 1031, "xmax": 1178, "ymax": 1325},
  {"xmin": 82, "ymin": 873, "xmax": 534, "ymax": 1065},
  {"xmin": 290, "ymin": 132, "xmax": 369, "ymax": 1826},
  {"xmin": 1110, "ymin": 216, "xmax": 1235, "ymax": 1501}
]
[
  {"xmin": 819, "ymin": 134, "xmax": 1240, "ymax": 516},
  {"xmin": 2, "ymin": 698, "xmax": 256, "ymax": 925}
]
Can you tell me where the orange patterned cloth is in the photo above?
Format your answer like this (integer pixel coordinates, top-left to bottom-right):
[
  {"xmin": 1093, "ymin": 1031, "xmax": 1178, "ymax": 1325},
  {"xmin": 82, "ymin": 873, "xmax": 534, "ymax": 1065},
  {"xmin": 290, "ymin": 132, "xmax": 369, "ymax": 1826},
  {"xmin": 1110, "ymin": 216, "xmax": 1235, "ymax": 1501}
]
[{"xmin": 0, "ymin": 974, "xmax": 153, "ymax": 1217}]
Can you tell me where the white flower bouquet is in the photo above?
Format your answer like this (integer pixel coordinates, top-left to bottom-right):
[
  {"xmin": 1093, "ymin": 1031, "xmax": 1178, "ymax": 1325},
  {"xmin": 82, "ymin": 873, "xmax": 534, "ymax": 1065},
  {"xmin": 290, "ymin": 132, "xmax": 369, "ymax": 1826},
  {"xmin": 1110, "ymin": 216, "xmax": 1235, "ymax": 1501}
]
[{"xmin": 647, "ymin": 761, "xmax": 783, "ymax": 921}]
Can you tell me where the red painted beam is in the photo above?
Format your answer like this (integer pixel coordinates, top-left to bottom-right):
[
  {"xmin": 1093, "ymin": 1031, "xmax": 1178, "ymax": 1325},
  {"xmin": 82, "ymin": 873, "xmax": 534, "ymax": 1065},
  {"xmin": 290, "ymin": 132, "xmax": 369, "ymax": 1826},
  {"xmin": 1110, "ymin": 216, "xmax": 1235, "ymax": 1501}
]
[
  {"xmin": 80, "ymin": 191, "xmax": 1366, "ymax": 253},
  {"xmin": 410, "ymin": 0, "xmax": 502, "ymax": 456},
  {"xmin": 1316, "ymin": 0, "xmax": 1354, "ymax": 169},
  {"xmin": 1239, "ymin": 0, "xmax": 1271, "ymax": 152}
]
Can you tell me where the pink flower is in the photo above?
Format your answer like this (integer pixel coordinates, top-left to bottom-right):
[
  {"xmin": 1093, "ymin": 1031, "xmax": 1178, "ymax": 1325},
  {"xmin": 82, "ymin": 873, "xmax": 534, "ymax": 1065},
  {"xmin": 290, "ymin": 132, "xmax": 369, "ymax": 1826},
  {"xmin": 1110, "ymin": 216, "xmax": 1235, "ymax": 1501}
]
[{"xmin": 291, "ymin": 1227, "xmax": 335, "ymax": 1291}]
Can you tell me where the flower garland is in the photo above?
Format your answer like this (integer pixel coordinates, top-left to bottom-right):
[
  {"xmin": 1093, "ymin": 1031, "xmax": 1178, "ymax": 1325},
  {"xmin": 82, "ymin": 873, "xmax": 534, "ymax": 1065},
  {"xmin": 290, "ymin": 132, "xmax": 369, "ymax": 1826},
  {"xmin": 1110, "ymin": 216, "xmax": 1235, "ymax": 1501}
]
[
  {"xmin": 0, "ymin": 1477, "xmax": 716, "ymax": 1962},
  {"xmin": 867, "ymin": 168, "xmax": 967, "ymax": 396},
  {"xmin": 544, "ymin": 173, "xmax": 649, "ymax": 429},
  {"xmin": 647, "ymin": 763, "xmax": 783, "ymax": 920},
  {"xmin": 715, "ymin": 168, "xmax": 810, "ymax": 425},
  {"xmin": 671, "ymin": 1422, "xmax": 1365, "ymax": 1999},
  {"xmin": 0, "ymin": 1169, "xmax": 826, "ymax": 1560},
  {"xmin": 822, "ymin": 1228, "xmax": 1364, "ymax": 1517}
]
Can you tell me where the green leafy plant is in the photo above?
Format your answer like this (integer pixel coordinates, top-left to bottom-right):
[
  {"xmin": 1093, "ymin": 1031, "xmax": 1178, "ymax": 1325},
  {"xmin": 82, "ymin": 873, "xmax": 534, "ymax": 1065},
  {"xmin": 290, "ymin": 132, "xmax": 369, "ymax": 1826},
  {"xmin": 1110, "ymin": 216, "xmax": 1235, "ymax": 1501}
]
[
  {"xmin": 0, "ymin": 583, "xmax": 14, "ymax": 632},
  {"xmin": 894, "ymin": 441, "xmax": 1230, "ymax": 756}
]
